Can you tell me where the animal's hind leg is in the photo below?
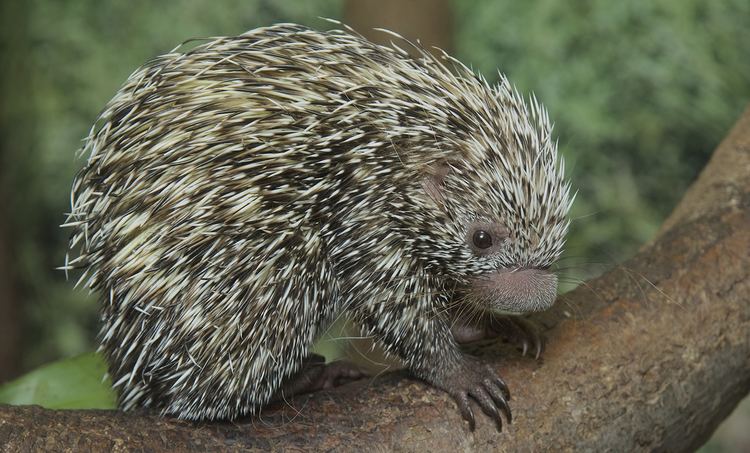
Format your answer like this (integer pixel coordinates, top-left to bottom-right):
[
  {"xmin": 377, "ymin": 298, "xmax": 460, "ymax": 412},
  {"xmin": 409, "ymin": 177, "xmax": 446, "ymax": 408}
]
[{"xmin": 272, "ymin": 353, "xmax": 366, "ymax": 401}]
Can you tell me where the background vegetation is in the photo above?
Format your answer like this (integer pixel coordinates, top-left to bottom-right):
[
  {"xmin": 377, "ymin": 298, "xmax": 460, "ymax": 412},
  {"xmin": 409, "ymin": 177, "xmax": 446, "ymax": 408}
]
[{"xmin": 0, "ymin": 0, "xmax": 748, "ymax": 450}]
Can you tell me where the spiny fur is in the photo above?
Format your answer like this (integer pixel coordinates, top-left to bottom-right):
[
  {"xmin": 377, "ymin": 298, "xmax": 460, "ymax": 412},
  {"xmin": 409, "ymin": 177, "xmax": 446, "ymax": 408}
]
[{"xmin": 64, "ymin": 23, "xmax": 572, "ymax": 420}]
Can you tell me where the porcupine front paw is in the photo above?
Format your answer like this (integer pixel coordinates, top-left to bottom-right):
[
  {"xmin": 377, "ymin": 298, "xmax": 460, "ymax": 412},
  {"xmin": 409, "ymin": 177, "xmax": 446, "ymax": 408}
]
[
  {"xmin": 452, "ymin": 315, "xmax": 545, "ymax": 359},
  {"xmin": 489, "ymin": 316, "xmax": 545, "ymax": 359},
  {"xmin": 437, "ymin": 356, "xmax": 512, "ymax": 432}
]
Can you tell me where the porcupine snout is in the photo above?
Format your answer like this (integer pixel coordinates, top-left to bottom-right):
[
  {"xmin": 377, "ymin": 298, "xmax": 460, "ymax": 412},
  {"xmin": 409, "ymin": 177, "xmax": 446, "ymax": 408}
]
[
  {"xmin": 471, "ymin": 268, "xmax": 558, "ymax": 314},
  {"xmin": 460, "ymin": 218, "xmax": 562, "ymax": 315}
]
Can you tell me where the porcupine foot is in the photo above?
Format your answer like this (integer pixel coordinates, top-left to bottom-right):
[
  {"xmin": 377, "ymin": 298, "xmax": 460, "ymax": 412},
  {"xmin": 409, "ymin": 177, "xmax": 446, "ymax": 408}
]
[
  {"xmin": 437, "ymin": 356, "xmax": 512, "ymax": 431},
  {"xmin": 274, "ymin": 354, "xmax": 367, "ymax": 400},
  {"xmin": 496, "ymin": 316, "xmax": 545, "ymax": 359},
  {"xmin": 446, "ymin": 316, "xmax": 542, "ymax": 430},
  {"xmin": 452, "ymin": 315, "xmax": 545, "ymax": 359}
]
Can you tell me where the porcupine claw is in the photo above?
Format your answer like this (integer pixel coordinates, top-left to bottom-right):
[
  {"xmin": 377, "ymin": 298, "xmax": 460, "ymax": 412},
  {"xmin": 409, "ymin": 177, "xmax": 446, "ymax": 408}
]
[{"xmin": 441, "ymin": 356, "xmax": 512, "ymax": 432}]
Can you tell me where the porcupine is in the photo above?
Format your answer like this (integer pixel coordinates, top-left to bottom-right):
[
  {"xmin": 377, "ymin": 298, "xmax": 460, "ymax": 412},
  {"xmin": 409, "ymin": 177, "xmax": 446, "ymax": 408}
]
[{"xmin": 64, "ymin": 23, "xmax": 573, "ymax": 430}]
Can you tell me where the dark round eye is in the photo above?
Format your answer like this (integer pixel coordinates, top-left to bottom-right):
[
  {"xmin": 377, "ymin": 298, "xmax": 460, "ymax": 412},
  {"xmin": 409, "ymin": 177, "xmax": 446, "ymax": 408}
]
[{"xmin": 472, "ymin": 230, "xmax": 493, "ymax": 249}]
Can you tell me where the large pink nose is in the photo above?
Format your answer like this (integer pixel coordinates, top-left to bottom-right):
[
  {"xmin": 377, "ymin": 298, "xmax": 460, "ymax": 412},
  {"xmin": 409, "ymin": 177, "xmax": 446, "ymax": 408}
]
[{"xmin": 471, "ymin": 268, "xmax": 558, "ymax": 314}]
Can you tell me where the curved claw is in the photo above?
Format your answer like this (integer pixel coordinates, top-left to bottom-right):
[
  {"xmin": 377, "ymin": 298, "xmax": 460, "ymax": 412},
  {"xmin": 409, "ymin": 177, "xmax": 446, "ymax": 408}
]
[
  {"xmin": 484, "ymin": 378, "xmax": 512, "ymax": 424},
  {"xmin": 441, "ymin": 358, "xmax": 514, "ymax": 432},
  {"xmin": 519, "ymin": 318, "xmax": 544, "ymax": 360},
  {"xmin": 468, "ymin": 386, "xmax": 503, "ymax": 432},
  {"xmin": 534, "ymin": 333, "xmax": 545, "ymax": 360},
  {"xmin": 494, "ymin": 375, "xmax": 511, "ymax": 401},
  {"xmin": 456, "ymin": 393, "xmax": 476, "ymax": 431}
]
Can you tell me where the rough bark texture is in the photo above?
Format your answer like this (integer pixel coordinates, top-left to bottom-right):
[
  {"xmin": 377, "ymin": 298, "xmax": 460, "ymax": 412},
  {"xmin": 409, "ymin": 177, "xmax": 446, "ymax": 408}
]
[{"xmin": 1, "ymin": 106, "xmax": 749, "ymax": 451}]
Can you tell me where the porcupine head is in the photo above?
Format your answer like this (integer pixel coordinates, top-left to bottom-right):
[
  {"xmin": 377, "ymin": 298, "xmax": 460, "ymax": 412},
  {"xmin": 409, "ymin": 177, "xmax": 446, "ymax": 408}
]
[{"xmin": 400, "ymin": 72, "xmax": 572, "ymax": 319}]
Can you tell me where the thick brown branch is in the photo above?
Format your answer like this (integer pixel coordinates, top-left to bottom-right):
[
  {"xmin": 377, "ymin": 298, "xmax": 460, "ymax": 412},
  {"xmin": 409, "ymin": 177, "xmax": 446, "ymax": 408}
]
[{"xmin": 2, "ymin": 109, "xmax": 749, "ymax": 452}]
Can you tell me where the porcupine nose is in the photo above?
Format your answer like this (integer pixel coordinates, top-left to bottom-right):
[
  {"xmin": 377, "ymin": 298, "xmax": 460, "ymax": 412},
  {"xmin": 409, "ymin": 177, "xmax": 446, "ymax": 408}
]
[{"xmin": 472, "ymin": 268, "xmax": 558, "ymax": 314}]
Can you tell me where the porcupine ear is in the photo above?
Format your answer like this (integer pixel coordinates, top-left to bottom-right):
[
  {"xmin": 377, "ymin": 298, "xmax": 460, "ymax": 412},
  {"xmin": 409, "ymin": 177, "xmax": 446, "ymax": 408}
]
[{"xmin": 421, "ymin": 162, "xmax": 450, "ymax": 209}]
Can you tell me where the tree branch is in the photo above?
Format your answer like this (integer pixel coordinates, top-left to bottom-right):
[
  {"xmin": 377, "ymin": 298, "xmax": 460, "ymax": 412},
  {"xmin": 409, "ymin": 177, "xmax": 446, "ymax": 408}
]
[{"xmin": 2, "ymin": 108, "xmax": 749, "ymax": 452}]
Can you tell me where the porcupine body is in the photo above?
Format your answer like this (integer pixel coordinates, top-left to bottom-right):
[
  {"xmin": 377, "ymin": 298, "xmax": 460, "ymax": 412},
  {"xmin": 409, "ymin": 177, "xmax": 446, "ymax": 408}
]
[{"xmin": 65, "ymin": 23, "xmax": 572, "ymax": 426}]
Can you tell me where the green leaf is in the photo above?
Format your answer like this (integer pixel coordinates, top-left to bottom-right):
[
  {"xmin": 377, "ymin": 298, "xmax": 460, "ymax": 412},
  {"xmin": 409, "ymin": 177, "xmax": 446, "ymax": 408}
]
[{"xmin": 0, "ymin": 352, "xmax": 117, "ymax": 410}]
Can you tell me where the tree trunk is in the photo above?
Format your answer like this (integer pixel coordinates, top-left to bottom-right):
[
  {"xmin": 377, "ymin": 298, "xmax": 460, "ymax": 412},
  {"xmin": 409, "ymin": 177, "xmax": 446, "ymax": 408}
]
[{"xmin": 344, "ymin": 0, "xmax": 453, "ymax": 53}]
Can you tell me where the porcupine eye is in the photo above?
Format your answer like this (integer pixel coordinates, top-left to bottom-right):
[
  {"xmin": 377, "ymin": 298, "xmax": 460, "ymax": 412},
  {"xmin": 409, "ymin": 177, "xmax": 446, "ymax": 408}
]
[{"xmin": 472, "ymin": 230, "xmax": 493, "ymax": 249}]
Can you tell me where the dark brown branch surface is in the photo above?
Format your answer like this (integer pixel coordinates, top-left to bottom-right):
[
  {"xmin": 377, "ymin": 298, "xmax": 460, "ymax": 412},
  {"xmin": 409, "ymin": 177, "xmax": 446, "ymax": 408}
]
[{"xmin": 2, "ymin": 109, "xmax": 749, "ymax": 452}]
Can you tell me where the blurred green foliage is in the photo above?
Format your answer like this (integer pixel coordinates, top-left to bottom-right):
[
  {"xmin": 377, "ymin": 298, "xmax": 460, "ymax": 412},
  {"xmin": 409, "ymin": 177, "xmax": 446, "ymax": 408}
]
[{"xmin": 0, "ymin": 352, "xmax": 115, "ymax": 409}]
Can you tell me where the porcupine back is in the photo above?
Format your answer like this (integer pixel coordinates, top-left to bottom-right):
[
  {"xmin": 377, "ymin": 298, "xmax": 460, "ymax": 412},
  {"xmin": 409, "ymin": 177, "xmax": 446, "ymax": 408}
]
[{"xmin": 65, "ymin": 23, "xmax": 569, "ymax": 419}]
